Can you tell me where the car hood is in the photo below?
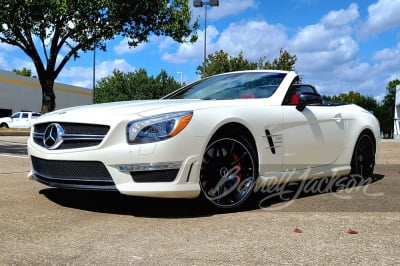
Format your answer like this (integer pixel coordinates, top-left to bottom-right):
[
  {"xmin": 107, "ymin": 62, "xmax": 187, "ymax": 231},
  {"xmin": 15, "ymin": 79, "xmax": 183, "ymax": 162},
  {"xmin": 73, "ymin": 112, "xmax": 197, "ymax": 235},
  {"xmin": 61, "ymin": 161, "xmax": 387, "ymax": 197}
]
[
  {"xmin": 34, "ymin": 99, "xmax": 245, "ymax": 125},
  {"xmin": 0, "ymin": 117, "xmax": 11, "ymax": 122}
]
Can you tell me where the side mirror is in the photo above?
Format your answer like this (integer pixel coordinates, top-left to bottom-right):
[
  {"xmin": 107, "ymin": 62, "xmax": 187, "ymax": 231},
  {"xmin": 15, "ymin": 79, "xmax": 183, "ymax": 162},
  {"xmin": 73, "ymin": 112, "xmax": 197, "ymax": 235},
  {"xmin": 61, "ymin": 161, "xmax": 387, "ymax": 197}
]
[{"xmin": 296, "ymin": 92, "xmax": 322, "ymax": 111}]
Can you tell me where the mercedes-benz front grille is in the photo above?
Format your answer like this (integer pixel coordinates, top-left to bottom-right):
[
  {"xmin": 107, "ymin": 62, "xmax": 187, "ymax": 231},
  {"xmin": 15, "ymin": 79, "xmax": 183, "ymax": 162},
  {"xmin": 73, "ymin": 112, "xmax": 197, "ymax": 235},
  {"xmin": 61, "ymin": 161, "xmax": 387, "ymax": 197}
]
[
  {"xmin": 33, "ymin": 122, "xmax": 110, "ymax": 150},
  {"xmin": 31, "ymin": 156, "xmax": 116, "ymax": 190}
]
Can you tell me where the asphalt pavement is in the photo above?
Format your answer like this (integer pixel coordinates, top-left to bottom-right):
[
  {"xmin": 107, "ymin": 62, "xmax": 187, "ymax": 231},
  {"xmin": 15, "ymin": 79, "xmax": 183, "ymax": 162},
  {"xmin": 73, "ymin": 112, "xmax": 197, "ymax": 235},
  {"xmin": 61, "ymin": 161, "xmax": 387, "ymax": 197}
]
[{"xmin": 0, "ymin": 136, "xmax": 399, "ymax": 265}]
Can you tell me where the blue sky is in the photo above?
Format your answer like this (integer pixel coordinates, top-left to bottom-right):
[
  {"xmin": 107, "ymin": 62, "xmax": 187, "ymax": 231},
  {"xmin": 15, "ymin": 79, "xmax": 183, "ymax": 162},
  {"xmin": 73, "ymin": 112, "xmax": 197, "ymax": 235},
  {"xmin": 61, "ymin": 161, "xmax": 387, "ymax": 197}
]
[{"xmin": 1, "ymin": 0, "xmax": 400, "ymax": 100}]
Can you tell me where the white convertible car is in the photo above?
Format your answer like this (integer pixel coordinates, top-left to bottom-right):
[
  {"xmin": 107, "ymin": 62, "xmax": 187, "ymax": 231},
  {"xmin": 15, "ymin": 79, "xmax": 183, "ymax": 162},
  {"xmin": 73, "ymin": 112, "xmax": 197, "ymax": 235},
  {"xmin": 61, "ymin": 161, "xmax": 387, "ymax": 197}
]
[{"xmin": 27, "ymin": 70, "xmax": 380, "ymax": 209}]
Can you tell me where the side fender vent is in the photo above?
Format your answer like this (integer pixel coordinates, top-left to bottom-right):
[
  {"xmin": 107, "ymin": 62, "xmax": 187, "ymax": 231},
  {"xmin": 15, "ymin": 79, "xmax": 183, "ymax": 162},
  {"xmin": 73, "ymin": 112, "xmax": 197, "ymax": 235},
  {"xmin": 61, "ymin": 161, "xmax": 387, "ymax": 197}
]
[{"xmin": 265, "ymin": 129, "xmax": 276, "ymax": 154}]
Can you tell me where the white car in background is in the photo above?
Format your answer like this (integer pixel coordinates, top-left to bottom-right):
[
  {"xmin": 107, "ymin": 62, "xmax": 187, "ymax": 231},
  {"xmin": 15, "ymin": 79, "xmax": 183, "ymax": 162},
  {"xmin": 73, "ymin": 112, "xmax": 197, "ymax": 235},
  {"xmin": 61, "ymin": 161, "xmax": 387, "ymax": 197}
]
[
  {"xmin": 0, "ymin": 111, "xmax": 41, "ymax": 128},
  {"xmin": 27, "ymin": 70, "xmax": 380, "ymax": 209}
]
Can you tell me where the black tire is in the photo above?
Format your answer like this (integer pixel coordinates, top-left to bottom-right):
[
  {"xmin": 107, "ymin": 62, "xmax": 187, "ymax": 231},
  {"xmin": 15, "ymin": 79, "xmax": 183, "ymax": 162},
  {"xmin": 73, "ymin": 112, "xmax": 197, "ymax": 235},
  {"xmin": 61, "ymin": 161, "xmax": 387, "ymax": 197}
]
[
  {"xmin": 199, "ymin": 135, "xmax": 258, "ymax": 209},
  {"xmin": 350, "ymin": 132, "xmax": 376, "ymax": 178},
  {"xmin": 0, "ymin": 123, "xmax": 8, "ymax": 128}
]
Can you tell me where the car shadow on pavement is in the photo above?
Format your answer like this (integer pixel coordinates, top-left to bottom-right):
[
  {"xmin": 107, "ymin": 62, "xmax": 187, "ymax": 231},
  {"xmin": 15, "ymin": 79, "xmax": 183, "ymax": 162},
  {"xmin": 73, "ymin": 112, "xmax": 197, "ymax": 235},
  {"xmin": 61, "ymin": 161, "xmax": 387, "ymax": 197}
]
[
  {"xmin": 40, "ymin": 189, "xmax": 223, "ymax": 218},
  {"xmin": 40, "ymin": 173, "xmax": 385, "ymax": 217}
]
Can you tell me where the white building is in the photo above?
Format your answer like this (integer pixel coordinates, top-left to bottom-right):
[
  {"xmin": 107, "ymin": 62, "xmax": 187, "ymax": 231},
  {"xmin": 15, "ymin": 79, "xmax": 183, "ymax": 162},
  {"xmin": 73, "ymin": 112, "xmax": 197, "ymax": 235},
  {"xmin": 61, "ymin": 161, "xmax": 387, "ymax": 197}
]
[
  {"xmin": 394, "ymin": 85, "xmax": 400, "ymax": 139},
  {"xmin": 0, "ymin": 70, "xmax": 92, "ymax": 117}
]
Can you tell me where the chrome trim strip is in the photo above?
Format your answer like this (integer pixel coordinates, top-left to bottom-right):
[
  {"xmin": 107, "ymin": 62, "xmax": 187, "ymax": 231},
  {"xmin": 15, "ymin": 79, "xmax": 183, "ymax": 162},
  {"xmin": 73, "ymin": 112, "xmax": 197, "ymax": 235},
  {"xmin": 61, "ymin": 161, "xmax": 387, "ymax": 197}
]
[
  {"xmin": 61, "ymin": 134, "xmax": 106, "ymax": 140},
  {"xmin": 33, "ymin": 132, "xmax": 106, "ymax": 140},
  {"xmin": 116, "ymin": 161, "xmax": 183, "ymax": 172}
]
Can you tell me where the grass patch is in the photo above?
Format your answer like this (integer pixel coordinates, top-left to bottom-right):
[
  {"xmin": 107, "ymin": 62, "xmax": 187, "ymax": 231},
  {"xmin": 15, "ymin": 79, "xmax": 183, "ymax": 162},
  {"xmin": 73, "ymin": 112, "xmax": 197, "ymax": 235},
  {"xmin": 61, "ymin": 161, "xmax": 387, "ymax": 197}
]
[
  {"xmin": 0, "ymin": 128, "xmax": 30, "ymax": 135},
  {"xmin": 0, "ymin": 128, "xmax": 30, "ymax": 132}
]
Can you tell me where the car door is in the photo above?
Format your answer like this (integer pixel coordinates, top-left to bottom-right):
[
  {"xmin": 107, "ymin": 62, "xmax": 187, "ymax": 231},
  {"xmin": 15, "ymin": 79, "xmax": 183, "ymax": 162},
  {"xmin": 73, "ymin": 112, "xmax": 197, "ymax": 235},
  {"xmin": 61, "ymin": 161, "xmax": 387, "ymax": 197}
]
[
  {"xmin": 281, "ymin": 85, "xmax": 346, "ymax": 169},
  {"xmin": 18, "ymin": 112, "xmax": 31, "ymax": 128},
  {"xmin": 8, "ymin": 112, "xmax": 22, "ymax": 128}
]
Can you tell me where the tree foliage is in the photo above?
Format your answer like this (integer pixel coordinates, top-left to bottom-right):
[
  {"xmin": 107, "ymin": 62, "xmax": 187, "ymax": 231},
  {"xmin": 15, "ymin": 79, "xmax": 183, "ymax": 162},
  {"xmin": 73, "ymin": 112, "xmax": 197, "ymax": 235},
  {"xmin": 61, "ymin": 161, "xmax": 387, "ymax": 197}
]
[
  {"xmin": 262, "ymin": 48, "xmax": 297, "ymax": 71},
  {"xmin": 196, "ymin": 50, "xmax": 257, "ymax": 77},
  {"xmin": 12, "ymin": 68, "xmax": 33, "ymax": 77},
  {"xmin": 0, "ymin": 0, "xmax": 198, "ymax": 113},
  {"xmin": 322, "ymin": 81, "xmax": 400, "ymax": 139},
  {"xmin": 377, "ymin": 79, "xmax": 400, "ymax": 137},
  {"xmin": 323, "ymin": 91, "xmax": 378, "ymax": 112},
  {"xmin": 197, "ymin": 48, "xmax": 297, "ymax": 78},
  {"xmin": 95, "ymin": 69, "xmax": 181, "ymax": 103}
]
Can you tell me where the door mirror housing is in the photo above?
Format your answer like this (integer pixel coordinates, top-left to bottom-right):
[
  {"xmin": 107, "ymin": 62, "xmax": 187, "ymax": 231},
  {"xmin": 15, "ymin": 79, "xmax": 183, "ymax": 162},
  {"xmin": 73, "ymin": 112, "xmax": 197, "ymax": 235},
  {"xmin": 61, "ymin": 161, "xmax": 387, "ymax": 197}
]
[{"xmin": 296, "ymin": 92, "xmax": 323, "ymax": 111}]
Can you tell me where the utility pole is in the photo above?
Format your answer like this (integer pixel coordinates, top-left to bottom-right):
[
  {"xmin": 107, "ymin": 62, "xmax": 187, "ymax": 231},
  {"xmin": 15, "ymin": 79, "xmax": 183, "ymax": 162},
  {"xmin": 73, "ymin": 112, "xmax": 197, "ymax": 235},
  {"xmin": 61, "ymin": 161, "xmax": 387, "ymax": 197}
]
[{"xmin": 193, "ymin": 0, "xmax": 219, "ymax": 76}]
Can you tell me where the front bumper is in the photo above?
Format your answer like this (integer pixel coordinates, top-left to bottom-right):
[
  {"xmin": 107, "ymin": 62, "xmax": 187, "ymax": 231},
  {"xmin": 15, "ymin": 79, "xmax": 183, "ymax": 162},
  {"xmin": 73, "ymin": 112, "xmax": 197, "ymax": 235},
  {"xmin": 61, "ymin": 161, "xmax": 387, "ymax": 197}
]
[{"xmin": 27, "ymin": 134, "xmax": 205, "ymax": 199}]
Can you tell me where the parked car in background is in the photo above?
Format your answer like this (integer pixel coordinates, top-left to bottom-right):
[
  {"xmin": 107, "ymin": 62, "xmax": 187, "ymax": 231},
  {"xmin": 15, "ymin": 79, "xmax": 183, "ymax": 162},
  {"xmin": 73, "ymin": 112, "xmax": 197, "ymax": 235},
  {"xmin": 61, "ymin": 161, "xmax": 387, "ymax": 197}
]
[{"xmin": 0, "ymin": 111, "xmax": 41, "ymax": 128}]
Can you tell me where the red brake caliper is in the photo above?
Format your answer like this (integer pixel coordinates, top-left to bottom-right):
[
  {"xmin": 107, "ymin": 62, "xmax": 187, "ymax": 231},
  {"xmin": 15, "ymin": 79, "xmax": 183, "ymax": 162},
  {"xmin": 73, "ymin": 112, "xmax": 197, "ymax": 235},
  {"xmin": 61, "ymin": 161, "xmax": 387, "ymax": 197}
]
[{"xmin": 233, "ymin": 154, "xmax": 241, "ymax": 181}]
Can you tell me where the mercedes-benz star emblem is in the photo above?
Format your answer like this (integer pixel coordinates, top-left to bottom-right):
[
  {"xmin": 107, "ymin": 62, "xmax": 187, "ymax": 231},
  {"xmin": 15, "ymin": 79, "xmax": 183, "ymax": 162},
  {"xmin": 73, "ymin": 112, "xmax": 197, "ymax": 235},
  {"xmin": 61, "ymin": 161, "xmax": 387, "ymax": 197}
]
[{"xmin": 43, "ymin": 123, "xmax": 64, "ymax": 150}]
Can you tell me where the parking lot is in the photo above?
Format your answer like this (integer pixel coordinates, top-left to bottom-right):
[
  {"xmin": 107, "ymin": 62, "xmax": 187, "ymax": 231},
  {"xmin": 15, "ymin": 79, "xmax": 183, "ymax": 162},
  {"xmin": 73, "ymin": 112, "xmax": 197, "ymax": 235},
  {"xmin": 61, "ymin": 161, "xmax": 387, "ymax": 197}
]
[{"xmin": 1, "ymin": 136, "xmax": 399, "ymax": 265}]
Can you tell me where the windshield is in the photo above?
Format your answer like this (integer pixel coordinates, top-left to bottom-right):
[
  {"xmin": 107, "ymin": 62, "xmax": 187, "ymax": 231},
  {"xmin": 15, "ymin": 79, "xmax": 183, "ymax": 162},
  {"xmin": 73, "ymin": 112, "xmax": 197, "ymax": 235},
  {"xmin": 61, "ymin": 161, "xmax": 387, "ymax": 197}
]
[
  {"xmin": 165, "ymin": 72, "xmax": 287, "ymax": 100},
  {"xmin": 10, "ymin": 113, "xmax": 20, "ymax": 119}
]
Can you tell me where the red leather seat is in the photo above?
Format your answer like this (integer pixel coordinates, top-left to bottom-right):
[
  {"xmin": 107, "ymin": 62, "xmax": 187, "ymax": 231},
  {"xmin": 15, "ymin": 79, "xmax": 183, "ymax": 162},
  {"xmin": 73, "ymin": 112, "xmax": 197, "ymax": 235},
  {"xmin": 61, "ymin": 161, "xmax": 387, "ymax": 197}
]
[
  {"xmin": 240, "ymin": 93, "xmax": 256, "ymax": 99},
  {"xmin": 290, "ymin": 94, "xmax": 299, "ymax": 104}
]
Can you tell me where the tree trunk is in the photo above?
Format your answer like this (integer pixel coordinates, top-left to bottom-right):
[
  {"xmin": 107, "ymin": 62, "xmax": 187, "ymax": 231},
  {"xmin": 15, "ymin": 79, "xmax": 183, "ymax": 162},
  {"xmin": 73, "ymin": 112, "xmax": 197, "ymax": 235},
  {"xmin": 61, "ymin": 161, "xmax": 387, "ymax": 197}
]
[{"xmin": 41, "ymin": 80, "xmax": 56, "ymax": 113}]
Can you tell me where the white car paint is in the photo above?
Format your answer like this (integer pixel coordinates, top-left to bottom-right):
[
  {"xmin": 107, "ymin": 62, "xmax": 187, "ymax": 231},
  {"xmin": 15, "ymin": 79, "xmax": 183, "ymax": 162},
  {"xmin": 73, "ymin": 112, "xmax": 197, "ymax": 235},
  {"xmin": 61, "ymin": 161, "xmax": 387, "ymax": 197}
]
[{"xmin": 27, "ymin": 70, "xmax": 380, "ymax": 209}]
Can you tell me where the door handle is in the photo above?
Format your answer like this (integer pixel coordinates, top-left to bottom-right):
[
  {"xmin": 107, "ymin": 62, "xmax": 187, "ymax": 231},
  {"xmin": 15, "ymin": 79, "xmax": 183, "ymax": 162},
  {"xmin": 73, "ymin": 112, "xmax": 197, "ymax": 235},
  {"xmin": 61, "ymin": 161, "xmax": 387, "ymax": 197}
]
[{"xmin": 334, "ymin": 113, "xmax": 342, "ymax": 122}]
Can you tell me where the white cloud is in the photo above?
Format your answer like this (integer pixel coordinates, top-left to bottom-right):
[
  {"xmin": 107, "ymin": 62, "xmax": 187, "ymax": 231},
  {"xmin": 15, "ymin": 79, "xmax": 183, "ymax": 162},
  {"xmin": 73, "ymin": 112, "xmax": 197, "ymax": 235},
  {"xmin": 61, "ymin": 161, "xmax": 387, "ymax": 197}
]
[
  {"xmin": 158, "ymin": 37, "xmax": 175, "ymax": 52},
  {"xmin": 358, "ymin": 0, "xmax": 400, "ymax": 38},
  {"xmin": 113, "ymin": 38, "xmax": 149, "ymax": 55},
  {"xmin": 12, "ymin": 58, "xmax": 37, "ymax": 75},
  {"xmin": 79, "ymin": 0, "xmax": 399, "ymax": 98},
  {"xmin": 293, "ymin": 35, "xmax": 359, "ymax": 73},
  {"xmin": 0, "ymin": 41, "xmax": 18, "ymax": 52},
  {"xmin": 57, "ymin": 65, "xmax": 92, "ymax": 88},
  {"xmin": 205, "ymin": 0, "xmax": 258, "ymax": 20},
  {"xmin": 372, "ymin": 42, "xmax": 400, "ymax": 73},
  {"xmin": 291, "ymin": 4, "xmax": 358, "ymax": 53},
  {"xmin": 164, "ymin": 4, "xmax": 360, "ymax": 71},
  {"xmin": 321, "ymin": 3, "xmax": 359, "ymax": 28},
  {"xmin": 214, "ymin": 20, "xmax": 287, "ymax": 61},
  {"xmin": 162, "ymin": 26, "xmax": 219, "ymax": 64},
  {"xmin": 161, "ymin": 20, "xmax": 287, "ymax": 65},
  {"xmin": 287, "ymin": 2, "xmax": 400, "ymax": 97},
  {"xmin": 273, "ymin": 3, "xmax": 400, "ymax": 97},
  {"xmin": 58, "ymin": 59, "xmax": 136, "ymax": 88},
  {"xmin": 0, "ymin": 53, "xmax": 10, "ymax": 69},
  {"xmin": 96, "ymin": 59, "xmax": 136, "ymax": 76},
  {"xmin": 288, "ymin": 3, "xmax": 362, "ymax": 88}
]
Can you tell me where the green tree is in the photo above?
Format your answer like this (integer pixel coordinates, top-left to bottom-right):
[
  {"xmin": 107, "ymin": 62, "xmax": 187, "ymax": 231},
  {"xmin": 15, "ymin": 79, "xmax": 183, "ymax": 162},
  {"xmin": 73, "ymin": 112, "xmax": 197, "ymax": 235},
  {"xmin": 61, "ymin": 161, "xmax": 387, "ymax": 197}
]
[
  {"xmin": 377, "ymin": 79, "xmax": 400, "ymax": 138},
  {"xmin": 95, "ymin": 69, "xmax": 181, "ymax": 103},
  {"xmin": 323, "ymin": 91, "xmax": 378, "ymax": 113},
  {"xmin": 0, "ymin": 0, "xmax": 198, "ymax": 113},
  {"xmin": 262, "ymin": 48, "xmax": 297, "ymax": 71},
  {"xmin": 196, "ymin": 50, "xmax": 257, "ymax": 77},
  {"xmin": 197, "ymin": 49, "xmax": 297, "ymax": 78},
  {"xmin": 322, "ymin": 86, "xmax": 400, "ymax": 138},
  {"xmin": 12, "ymin": 68, "xmax": 32, "ymax": 77}
]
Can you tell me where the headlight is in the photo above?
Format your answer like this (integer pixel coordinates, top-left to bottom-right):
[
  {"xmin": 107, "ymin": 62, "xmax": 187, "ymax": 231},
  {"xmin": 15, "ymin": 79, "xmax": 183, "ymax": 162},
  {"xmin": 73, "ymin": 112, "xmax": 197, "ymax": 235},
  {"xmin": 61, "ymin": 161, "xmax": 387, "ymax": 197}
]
[{"xmin": 127, "ymin": 111, "xmax": 193, "ymax": 144}]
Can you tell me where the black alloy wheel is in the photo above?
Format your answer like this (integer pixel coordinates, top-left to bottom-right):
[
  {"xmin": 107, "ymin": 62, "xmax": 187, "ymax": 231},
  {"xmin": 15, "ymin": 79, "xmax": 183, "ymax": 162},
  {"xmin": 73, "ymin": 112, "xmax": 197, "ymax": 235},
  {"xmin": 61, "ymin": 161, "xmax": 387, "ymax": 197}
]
[
  {"xmin": 200, "ymin": 136, "xmax": 258, "ymax": 209},
  {"xmin": 350, "ymin": 132, "xmax": 376, "ymax": 178}
]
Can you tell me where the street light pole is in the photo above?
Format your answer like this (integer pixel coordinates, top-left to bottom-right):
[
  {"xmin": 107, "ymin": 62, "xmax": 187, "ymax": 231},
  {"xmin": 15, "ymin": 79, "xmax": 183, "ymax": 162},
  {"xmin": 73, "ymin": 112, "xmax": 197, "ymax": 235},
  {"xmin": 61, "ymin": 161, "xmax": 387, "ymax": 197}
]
[
  {"xmin": 203, "ymin": 5, "xmax": 207, "ymax": 75},
  {"xmin": 92, "ymin": 46, "xmax": 96, "ymax": 103},
  {"xmin": 193, "ymin": 0, "xmax": 219, "ymax": 76},
  {"xmin": 177, "ymin": 71, "xmax": 183, "ymax": 86}
]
